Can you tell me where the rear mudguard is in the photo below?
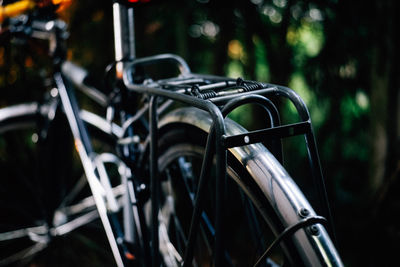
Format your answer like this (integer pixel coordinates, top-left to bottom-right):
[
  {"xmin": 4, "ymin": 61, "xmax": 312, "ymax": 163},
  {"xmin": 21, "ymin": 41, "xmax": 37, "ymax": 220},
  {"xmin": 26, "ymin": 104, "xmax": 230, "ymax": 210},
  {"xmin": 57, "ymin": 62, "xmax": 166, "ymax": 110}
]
[{"xmin": 157, "ymin": 107, "xmax": 343, "ymax": 267}]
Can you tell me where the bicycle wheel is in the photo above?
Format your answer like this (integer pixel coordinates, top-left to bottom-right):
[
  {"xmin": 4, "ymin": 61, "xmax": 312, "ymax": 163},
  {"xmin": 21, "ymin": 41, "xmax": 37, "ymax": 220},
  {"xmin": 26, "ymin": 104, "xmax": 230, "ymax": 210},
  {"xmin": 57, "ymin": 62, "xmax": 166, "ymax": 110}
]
[
  {"xmin": 155, "ymin": 107, "xmax": 342, "ymax": 266},
  {"xmin": 0, "ymin": 101, "xmax": 130, "ymax": 266}
]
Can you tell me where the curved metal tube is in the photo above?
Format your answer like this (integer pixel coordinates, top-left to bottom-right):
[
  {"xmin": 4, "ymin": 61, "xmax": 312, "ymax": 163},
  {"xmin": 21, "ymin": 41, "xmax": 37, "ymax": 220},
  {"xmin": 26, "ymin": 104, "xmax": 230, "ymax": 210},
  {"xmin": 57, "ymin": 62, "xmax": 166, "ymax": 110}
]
[
  {"xmin": 126, "ymin": 53, "xmax": 191, "ymax": 77},
  {"xmin": 0, "ymin": 103, "xmax": 39, "ymax": 133}
]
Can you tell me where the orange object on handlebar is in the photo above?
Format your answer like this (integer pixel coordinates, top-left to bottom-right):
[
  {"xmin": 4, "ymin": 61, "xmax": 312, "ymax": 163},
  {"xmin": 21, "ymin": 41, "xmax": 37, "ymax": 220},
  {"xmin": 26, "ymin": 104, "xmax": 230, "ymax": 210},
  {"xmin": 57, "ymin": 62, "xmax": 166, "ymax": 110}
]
[{"xmin": 0, "ymin": 0, "xmax": 71, "ymax": 23}]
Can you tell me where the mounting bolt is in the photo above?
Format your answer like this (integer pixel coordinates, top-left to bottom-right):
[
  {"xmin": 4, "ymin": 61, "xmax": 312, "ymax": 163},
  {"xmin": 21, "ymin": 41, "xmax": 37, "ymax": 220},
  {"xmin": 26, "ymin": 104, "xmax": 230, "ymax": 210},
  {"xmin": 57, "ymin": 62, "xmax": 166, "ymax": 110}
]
[
  {"xmin": 298, "ymin": 208, "xmax": 310, "ymax": 218},
  {"xmin": 244, "ymin": 135, "xmax": 250, "ymax": 144},
  {"xmin": 309, "ymin": 225, "xmax": 320, "ymax": 236},
  {"xmin": 138, "ymin": 183, "xmax": 146, "ymax": 191}
]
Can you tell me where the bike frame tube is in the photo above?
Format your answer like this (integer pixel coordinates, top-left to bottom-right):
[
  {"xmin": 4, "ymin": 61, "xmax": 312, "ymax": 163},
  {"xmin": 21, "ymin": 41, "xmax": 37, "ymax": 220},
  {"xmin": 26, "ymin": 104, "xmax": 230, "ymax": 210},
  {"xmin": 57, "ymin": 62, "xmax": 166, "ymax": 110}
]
[
  {"xmin": 112, "ymin": 5, "xmax": 145, "ymax": 264},
  {"xmin": 54, "ymin": 73, "xmax": 125, "ymax": 267}
]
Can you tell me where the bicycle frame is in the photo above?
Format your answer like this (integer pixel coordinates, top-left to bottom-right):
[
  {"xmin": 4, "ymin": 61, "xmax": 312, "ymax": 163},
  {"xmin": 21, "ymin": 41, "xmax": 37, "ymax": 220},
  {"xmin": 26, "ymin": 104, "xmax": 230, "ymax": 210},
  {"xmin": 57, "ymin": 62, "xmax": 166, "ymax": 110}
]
[
  {"xmin": 52, "ymin": 72, "xmax": 125, "ymax": 266},
  {"xmin": 121, "ymin": 65, "xmax": 337, "ymax": 266},
  {"xmin": 110, "ymin": 2, "xmax": 337, "ymax": 266},
  {"xmin": 0, "ymin": 1, "xmax": 342, "ymax": 266},
  {"xmin": 42, "ymin": 3, "xmax": 150, "ymax": 266},
  {"xmin": 24, "ymin": 3, "xmax": 144, "ymax": 266}
]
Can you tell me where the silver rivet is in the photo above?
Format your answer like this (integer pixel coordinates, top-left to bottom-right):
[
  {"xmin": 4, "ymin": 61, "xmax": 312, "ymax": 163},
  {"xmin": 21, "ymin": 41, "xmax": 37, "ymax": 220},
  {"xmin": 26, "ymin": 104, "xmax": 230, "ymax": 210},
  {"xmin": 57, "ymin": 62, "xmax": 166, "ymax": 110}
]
[
  {"xmin": 31, "ymin": 133, "xmax": 39, "ymax": 143},
  {"xmin": 298, "ymin": 208, "xmax": 310, "ymax": 218},
  {"xmin": 50, "ymin": 88, "xmax": 58, "ymax": 97},
  {"xmin": 309, "ymin": 225, "xmax": 320, "ymax": 236}
]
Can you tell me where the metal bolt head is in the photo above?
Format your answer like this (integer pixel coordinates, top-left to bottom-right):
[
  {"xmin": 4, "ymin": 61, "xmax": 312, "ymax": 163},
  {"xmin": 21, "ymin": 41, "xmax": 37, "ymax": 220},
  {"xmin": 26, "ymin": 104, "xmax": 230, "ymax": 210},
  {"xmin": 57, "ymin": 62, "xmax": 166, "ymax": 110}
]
[
  {"xmin": 308, "ymin": 225, "xmax": 320, "ymax": 236},
  {"xmin": 138, "ymin": 183, "xmax": 146, "ymax": 191},
  {"xmin": 298, "ymin": 208, "xmax": 310, "ymax": 218}
]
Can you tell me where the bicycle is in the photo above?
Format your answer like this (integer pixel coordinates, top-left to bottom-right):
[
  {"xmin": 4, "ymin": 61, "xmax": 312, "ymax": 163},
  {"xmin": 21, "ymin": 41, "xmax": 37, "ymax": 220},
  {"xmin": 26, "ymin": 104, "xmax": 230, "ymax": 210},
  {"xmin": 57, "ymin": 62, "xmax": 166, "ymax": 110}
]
[{"xmin": 0, "ymin": 0, "xmax": 343, "ymax": 266}]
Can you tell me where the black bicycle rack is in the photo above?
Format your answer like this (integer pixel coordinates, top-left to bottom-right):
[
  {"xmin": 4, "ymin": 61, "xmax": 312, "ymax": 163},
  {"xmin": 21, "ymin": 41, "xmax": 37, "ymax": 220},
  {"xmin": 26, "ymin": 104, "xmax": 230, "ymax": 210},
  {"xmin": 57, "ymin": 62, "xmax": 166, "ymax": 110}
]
[{"xmin": 122, "ymin": 54, "xmax": 334, "ymax": 267}]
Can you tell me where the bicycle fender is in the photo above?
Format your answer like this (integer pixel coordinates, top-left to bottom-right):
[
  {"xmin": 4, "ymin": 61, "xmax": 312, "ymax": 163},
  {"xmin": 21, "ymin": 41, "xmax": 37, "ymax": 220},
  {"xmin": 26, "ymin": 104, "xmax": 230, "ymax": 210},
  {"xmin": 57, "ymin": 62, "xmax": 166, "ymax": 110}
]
[{"xmin": 158, "ymin": 107, "xmax": 343, "ymax": 267}]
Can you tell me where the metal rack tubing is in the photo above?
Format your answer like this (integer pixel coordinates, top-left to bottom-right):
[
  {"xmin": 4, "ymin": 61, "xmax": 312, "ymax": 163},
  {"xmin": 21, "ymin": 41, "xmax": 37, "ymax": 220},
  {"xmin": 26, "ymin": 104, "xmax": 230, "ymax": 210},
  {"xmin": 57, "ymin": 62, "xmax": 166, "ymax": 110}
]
[
  {"xmin": 183, "ymin": 126, "xmax": 216, "ymax": 267},
  {"xmin": 123, "ymin": 67, "xmax": 336, "ymax": 263},
  {"xmin": 222, "ymin": 121, "xmax": 310, "ymax": 147},
  {"xmin": 123, "ymin": 79, "xmax": 228, "ymax": 266},
  {"xmin": 149, "ymin": 96, "xmax": 160, "ymax": 267},
  {"xmin": 211, "ymin": 82, "xmax": 334, "ymax": 237},
  {"xmin": 128, "ymin": 53, "xmax": 191, "ymax": 77},
  {"xmin": 254, "ymin": 216, "xmax": 328, "ymax": 267},
  {"xmin": 220, "ymin": 94, "xmax": 283, "ymax": 163},
  {"xmin": 272, "ymin": 85, "xmax": 334, "ymax": 239}
]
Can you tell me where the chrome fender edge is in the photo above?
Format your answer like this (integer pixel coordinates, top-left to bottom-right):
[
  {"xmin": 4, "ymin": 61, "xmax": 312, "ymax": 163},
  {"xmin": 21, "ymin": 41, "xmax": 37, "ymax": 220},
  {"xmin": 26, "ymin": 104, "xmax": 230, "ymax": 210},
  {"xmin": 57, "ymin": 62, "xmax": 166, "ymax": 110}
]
[{"xmin": 159, "ymin": 107, "xmax": 343, "ymax": 267}]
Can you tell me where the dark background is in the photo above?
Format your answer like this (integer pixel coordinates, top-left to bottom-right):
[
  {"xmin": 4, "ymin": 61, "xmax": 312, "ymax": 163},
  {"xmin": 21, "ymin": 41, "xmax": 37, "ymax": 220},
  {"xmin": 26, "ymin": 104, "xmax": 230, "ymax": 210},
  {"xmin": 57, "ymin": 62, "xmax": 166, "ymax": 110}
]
[{"xmin": 1, "ymin": 0, "xmax": 400, "ymax": 266}]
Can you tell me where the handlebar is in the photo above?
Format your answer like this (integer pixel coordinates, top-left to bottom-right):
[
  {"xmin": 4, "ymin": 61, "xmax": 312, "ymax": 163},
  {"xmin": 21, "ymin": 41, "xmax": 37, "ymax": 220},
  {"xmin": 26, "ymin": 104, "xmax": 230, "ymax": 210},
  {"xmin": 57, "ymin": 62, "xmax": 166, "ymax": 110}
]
[
  {"xmin": 0, "ymin": 0, "xmax": 71, "ymax": 24},
  {"xmin": 0, "ymin": 1, "xmax": 69, "ymax": 61},
  {"xmin": 0, "ymin": 0, "xmax": 35, "ymax": 23}
]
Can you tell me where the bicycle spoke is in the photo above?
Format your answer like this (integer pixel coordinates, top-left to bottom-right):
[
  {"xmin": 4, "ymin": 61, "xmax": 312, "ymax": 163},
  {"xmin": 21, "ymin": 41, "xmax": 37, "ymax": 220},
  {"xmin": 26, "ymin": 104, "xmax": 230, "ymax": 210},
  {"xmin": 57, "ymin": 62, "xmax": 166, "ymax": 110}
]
[
  {"xmin": 172, "ymin": 214, "xmax": 186, "ymax": 253},
  {"xmin": 177, "ymin": 156, "xmax": 197, "ymax": 200},
  {"xmin": 57, "ymin": 173, "xmax": 88, "ymax": 210},
  {"xmin": 51, "ymin": 209, "xmax": 99, "ymax": 236},
  {"xmin": 56, "ymin": 184, "xmax": 125, "ymax": 218},
  {"xmin": 0, "ymin": 225, "xmax": 48, "ymax": 241},
  {"xmin": 0, "ymin": 242, "xmax": 48, "ymax": 266}
]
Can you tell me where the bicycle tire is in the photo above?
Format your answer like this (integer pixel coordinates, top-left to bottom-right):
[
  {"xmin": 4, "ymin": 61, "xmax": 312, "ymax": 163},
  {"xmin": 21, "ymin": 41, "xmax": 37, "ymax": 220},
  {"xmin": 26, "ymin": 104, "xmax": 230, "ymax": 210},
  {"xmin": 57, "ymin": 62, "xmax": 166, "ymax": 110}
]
[
  {"xmin": 154, "ymin": 107, "xmax": 343, "ymax": 266},
  {"xmin": 0, "ymin": 101, "xmax": 132, "ymax": 266}
]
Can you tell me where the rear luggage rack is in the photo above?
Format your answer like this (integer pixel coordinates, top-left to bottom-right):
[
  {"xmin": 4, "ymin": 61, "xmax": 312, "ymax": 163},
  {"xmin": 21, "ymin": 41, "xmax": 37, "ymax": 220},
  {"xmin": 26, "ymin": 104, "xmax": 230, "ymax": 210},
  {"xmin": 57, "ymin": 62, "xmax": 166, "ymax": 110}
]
[{"xmin": 122, "ymin": 53, "xmax": 335, "ymax": 266}]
